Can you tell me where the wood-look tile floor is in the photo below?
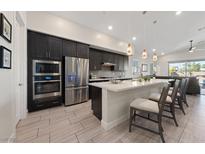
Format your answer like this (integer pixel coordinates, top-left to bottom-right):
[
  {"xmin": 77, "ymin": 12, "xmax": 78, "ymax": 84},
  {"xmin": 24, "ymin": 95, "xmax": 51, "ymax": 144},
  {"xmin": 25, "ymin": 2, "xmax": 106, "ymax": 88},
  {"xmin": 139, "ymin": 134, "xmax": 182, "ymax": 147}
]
[{"xmin": 15, "ymin": 95, "xmax": 205, "ymax": 143}]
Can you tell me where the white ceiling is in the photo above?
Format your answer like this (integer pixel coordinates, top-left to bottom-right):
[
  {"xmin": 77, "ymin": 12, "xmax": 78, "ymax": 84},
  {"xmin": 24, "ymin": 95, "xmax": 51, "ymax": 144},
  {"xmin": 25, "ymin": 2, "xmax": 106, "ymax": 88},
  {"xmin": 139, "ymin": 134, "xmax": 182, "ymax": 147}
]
[{"xmin": 48, "ymin": 11, "xmax": 205, "ymax": 55}]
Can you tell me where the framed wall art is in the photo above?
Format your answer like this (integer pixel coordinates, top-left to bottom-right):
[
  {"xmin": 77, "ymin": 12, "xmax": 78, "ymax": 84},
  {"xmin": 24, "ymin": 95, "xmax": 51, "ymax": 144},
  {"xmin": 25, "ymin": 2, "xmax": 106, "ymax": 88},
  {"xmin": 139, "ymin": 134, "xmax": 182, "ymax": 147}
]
[
  {"xmin": 0, "ymin": 46, "xmax": 12, "ymax": 69},
  {"xmin": 0, "ymin": 13, "xmax": 12, "ymax": 43}
]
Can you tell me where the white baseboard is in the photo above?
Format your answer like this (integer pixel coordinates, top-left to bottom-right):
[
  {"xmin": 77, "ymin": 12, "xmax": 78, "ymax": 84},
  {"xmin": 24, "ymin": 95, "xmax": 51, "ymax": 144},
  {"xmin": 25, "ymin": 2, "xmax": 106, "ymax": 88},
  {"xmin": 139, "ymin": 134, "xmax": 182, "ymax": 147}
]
[
  {"xmin": 8, "ymin": 129, "xmax": 16, "ymax": 143},
  {"xmin": 8, "ymin": 132, "xmax": 16, "ymax": 143},
  {"xmin": 101, "ymin": 113, "xmax": 129, "ymax": 130}
]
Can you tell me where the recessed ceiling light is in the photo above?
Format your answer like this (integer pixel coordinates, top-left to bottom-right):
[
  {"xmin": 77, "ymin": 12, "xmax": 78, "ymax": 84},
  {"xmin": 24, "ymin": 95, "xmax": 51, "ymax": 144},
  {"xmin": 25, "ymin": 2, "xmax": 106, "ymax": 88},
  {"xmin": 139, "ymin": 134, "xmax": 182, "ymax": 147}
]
[
  {"xmin": 132, "ymin": 37, "xmax": 136, "ymax": 41},
  {"xmin": 161, "ymin": 52, "xmax": 165, "ymax": 55},
  {"xmin": 152, "ymin": 49, "xmax": 156, "ymax": 52},
  {"xmin": 198, "ymin": 26, "xmax": 205, "ymax": 31},
  {"xmin": 108, "ymin": 25, "xmax": 113, "ymax": 30},
  {"xmin": 153, "ymin": 20, "xmax": 157, "ymax": 24},
  {"xmin": 142, "ymin": 11, "xmax": 147, "ymax": 15},
  {"xmin": 176, "ymin": 11, "xmax": 182, "ymax": 15}
]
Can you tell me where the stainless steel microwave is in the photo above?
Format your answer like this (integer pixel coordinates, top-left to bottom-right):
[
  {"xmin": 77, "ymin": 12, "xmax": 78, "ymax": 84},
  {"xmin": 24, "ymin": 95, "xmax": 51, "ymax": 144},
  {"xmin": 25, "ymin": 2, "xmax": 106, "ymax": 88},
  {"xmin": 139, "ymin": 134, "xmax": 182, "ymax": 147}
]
[{"xmin": 32, "ymin": 60, "xmax": 61, "ymax": 76}]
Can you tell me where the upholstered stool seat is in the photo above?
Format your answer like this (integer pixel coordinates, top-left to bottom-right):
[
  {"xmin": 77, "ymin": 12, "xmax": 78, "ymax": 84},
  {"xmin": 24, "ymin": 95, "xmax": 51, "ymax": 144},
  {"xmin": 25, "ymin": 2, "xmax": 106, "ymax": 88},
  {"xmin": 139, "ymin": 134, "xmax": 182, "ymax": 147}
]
[{"xmin": 130, "ymin": 98, "xmax": 159, "ymax": 113}]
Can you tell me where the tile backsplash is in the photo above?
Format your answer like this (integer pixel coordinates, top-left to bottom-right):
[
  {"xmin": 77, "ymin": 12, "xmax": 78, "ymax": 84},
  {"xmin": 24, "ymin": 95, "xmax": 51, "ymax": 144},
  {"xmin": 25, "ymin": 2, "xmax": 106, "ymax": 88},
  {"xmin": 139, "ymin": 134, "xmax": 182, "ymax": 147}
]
[{"xmin": 90, "ymin": 70, "xmax": 125, "ymax": 78}]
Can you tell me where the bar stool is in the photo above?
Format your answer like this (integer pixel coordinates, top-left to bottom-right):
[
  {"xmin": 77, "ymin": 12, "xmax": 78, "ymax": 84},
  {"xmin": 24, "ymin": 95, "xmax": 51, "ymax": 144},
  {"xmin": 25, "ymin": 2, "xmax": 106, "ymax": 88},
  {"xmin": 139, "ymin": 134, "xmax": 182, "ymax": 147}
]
[
  {"xmin": 148, "ymin": 80, "xmax": 181, "ymax": 127},
  {"xmin": 184, "ymin": 78, "xmax": 190, "ymax": 107},
  {"xmin": 129, "ymin": 85, "xmax": 170, "ymax": 143}
]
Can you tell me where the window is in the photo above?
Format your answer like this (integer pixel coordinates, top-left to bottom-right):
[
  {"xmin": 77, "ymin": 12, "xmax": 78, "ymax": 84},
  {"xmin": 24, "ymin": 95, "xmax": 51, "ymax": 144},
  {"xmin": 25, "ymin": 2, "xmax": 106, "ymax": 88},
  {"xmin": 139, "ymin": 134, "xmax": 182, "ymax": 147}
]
[
  {"xmin": 169, "ymin": 60, "xmax": 205, "ymax": 95},
  {"xmin": 169, "ymin": 62, "xmax": 186, "ymax": 77},
  {"xmin": 168, "ymin": 60, "xmax": 205, "ymax": 77},
  {"xmin": 132, "ymin": 59, "xmax": 138, "ymax": 75}
]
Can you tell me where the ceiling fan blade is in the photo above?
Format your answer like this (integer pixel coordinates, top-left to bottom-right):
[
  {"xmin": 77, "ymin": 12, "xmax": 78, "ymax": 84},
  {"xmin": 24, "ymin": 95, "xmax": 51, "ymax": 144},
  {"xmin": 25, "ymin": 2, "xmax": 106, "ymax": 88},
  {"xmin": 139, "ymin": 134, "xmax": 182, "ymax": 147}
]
[{"xmin": 195, "ymin": 48, "xmax": 205, "ymax": 51}]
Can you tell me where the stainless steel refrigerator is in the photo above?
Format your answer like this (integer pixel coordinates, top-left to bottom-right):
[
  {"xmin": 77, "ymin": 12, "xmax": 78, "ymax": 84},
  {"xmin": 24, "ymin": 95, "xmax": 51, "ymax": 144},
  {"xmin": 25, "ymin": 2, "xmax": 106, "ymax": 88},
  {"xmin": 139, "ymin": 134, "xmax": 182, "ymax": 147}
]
[{"xmin": 64, "ymin": 57, "xmax": 89, "ymax": 106}]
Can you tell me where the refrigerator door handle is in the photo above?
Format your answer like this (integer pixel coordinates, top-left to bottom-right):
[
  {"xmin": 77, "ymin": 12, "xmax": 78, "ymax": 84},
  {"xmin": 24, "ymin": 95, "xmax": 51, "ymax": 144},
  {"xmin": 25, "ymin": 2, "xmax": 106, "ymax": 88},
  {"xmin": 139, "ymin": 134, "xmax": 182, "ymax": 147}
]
[{"xmin": 66, "ymin": 86, "xmax": 88, "ymax": 90}]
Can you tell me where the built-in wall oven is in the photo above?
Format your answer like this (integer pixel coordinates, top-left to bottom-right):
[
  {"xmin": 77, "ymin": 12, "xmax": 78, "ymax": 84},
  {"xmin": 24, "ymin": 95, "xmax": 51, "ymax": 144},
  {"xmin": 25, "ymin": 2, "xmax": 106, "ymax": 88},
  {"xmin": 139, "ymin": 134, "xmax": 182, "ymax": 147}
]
[{"xmin": 32, "ymin": 60, "xmax": 62, "ymax": 100}]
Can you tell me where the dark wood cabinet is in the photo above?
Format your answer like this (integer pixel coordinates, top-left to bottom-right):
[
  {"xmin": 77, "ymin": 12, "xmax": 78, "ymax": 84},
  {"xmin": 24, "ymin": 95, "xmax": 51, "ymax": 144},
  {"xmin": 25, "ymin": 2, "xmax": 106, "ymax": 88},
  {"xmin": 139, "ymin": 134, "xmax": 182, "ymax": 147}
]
[
  {"xmin": 89, "ymin": 48, "xmax": 128, "ymax": 71},
  {"xmin": 62, "ymin": 40, "xmax": 89, "ymax": 59},
  {"xmin": 103, "ymin": 52, "xmax": 114, "ymax": 63},
  {"xmin": 90, "ymin": 86, "xmax": 102, "ymax": 120},
  {"xmin": 123, "ymin": 56, "xmax": 129, "ymax": 71},
  {"xmin": 89, "ymin": 49, "xmax": 102, "ymax": 70},
  {"xmin": 62, "ymin": 39, "xmax": 77, "ymax": 57},
  {"xmin": 28, "ymin": 31, "xmax": 48, "ymax": 59},
  {"xmin": 76, "ymin": 43, "xmax": 89, "ymax": 59},
  {"xmin": 47, "ymin": 36, "xmax": 62, "ymax": 60},
  {"xmin": 119, "ymin": 55, "xmax": 124, "ymax": 71},
  {"xmin": 28, "ymin": 31, "xmax": 62, "ymax": 60}
]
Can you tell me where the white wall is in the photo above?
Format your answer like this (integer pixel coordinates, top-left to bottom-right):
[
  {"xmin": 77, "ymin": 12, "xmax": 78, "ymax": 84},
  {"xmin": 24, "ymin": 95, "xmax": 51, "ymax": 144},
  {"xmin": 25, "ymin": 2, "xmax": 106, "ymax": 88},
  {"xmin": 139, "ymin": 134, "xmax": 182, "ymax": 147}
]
[
  {"xmin": 27, "ymin": 12, "xmax": 129, "ymax": 55},
  {"xmin": 0, "ymin": 11, "xmax": 27, "ymax": 142},
  {"xmin": 157, "ymin": 49, "xmax": 205, "ymax": 76}
]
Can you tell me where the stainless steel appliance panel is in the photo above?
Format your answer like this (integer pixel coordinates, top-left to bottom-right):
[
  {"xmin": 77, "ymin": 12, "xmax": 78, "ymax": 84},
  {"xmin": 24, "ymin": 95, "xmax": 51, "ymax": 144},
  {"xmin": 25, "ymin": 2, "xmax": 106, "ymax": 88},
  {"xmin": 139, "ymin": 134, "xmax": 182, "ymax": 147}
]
[
  {"xmin": 77, "ymin": 58, "xmax": 89, "ymax": 86},
  {"xmin": 65, "ymin": 57, "xmax": 78, "ymax": 87},
  {"xmin": 33, "ymin": 60, "xmax": 61, "ymax": 76},
  {"xmin": 65, "ymin": 57, "xmax": 89, "ymax": 87},
  {"xmin": 65, "ymin": 86, "xmax": 88, "ymax": 106}
]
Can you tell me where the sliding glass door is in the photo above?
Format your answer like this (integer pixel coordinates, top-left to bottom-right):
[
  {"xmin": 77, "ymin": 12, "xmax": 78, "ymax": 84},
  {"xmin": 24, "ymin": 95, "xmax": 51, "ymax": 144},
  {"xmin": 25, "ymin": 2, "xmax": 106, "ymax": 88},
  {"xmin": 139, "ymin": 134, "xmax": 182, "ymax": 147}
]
[
  {"xmin": 168, "ymin": 62, "xmax": 186, "ymax": 77},
  {"xmin": 168, "ymin": 60, "xmax": 205, "ymax": 94}
]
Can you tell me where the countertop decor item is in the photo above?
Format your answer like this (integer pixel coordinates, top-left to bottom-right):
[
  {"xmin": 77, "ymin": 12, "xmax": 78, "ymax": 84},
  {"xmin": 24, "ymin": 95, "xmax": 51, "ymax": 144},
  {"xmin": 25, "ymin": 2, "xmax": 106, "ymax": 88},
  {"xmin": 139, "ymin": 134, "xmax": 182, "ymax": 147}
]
[
  {"xmin": 110, "ymin": 79, "xmax": 122, "ymax": 84},
  {"xmin": 0, "ymin": 46, "xmax": 12, "ymax": 69},
  {"xmin": 0, "ymin": 13, "xmax": 12, "ymax": 43}
]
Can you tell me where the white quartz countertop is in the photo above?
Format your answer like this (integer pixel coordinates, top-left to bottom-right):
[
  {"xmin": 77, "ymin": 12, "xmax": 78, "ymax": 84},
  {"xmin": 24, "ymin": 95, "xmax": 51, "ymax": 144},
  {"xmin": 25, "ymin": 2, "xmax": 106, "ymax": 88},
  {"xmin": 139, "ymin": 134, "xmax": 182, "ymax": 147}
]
[
  {"xmin": 89, "ymin": 77, "xmax": 132, "ymax": 82},
  {"xmin": 89, "ymin": 79, "xmax": 169, "ymax": 92}
]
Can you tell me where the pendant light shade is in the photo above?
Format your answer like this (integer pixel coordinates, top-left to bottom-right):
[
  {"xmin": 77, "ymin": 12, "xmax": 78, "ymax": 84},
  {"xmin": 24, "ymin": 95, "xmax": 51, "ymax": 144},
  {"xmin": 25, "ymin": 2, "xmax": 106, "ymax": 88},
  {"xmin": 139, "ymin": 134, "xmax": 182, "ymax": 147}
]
[
  {"xmin": 142, "ymin": 49, "xmax": 148, "ymax": 59},
  {"xmin": 152, "ymin": 53, "xmax": 158, "ymax": 62},
  {"xmin": 127, "ymin": 43, "xmax": 133, "ymax": 56}
]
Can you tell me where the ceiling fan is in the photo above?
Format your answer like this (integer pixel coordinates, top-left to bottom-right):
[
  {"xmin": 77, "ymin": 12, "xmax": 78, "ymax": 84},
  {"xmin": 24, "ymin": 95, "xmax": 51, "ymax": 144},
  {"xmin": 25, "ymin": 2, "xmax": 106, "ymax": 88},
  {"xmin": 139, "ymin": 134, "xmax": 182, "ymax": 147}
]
[{"xmin": 188, "ymin": 40, "xmax": 205, "ymax": 53}]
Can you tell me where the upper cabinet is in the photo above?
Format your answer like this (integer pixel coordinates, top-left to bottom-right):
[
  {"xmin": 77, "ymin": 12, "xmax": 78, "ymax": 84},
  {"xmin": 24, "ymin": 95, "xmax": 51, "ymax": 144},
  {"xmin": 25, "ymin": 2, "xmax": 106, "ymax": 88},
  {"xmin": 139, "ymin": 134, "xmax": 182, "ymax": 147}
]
[
  {"xmin": 62, "ymin": 39, "xmax": 77, "ymax": 57},
  {"xmin": 28, "ymin": 31, "xmax": 48, "ymax": 59},
  {"xmin": 76, "ymin": 43, "xmax": 89, "ymax": 59},
  {"xmin": 62, "ymin": 40, "xmax": 89, "ymax": 59},
  {"xmin": 123, "ymin": 56, "xmax": 129, "ymax": 71},
  {"xmin": 89, "ymin": 49, "xmax": 102, "ymax": 71},
  {"xmin": 89, "ymin": 48, "xmax": 128, "ymax": 71},
  {"xmin": 28, "ymin": 31, "xmax": 62, "ymax": 61},
  {"xmin": 119, "ymin": 55, "xmax": 125, "ymax": 71},
  {"xmin": 47, "ymin": 36, "xmax": 62, "ymax": 61},
  {"xmin": 102, "ymin": 52, "xmax": 114, "ymax": 63}
]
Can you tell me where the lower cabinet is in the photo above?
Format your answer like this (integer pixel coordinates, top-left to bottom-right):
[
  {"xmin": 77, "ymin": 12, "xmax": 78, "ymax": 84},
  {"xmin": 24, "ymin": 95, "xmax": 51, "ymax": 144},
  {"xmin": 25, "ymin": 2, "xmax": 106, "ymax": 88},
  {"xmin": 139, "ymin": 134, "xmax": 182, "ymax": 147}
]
[
  {"xmin": 28, "ymin": 96, "xmax": 62, "ymax": 112},
  {"xmin": 89, "ymin": 86, "xmax": 102, "ymax": 120}
]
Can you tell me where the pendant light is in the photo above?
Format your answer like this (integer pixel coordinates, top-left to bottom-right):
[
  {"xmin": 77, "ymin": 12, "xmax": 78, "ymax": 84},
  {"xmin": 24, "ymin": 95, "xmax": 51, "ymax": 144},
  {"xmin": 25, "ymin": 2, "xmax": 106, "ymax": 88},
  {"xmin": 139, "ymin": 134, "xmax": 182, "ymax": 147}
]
[
  {"xmin": 127, "ymin": 43, "xmax": 133, "ymax": 56},
  {"xmin": 152, "ymin": 52, "xmax": 158, "ymax": 62},
  {"xmin": 127, "ymin": 15, "xmax": 133, "ymax": 56},
  {"xmin": 141, "ymin": 18, "xmax": 148, "ymax": 59},
  {"xmin": 142, "ymin": 49, "xmax": 148, "ymax": 59},
  {"xmin": 152, "ymin": 20, "xmax": 158, "ymax": 62}
]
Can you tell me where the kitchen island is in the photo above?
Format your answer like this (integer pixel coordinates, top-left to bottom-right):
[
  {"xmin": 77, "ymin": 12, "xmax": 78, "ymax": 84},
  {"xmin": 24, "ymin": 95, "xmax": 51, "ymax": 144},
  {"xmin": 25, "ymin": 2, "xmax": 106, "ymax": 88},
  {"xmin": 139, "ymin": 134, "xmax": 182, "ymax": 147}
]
[{"xmin": 89, "ymin": 79, "xmax": 168, "ymax": 130}]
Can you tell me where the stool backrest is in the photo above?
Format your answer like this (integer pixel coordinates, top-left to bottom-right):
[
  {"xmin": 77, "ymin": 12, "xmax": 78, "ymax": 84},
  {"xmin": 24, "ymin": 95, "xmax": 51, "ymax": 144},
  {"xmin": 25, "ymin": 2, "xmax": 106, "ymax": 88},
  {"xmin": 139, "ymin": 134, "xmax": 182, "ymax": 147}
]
[
  {"xmin": 158, "ymin": 84, "xmax": 170, "ymax": 115},
  {"xmin": 179, "ymin": 78, "xmax": 187, "ymax": 96},
  {"xmin": 171, "ymin": 79, "xmax": 180, "ymax": 101},
  {"xmin": 184, "ymin": 78, "xmax": 190, "ymax": 93}
]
